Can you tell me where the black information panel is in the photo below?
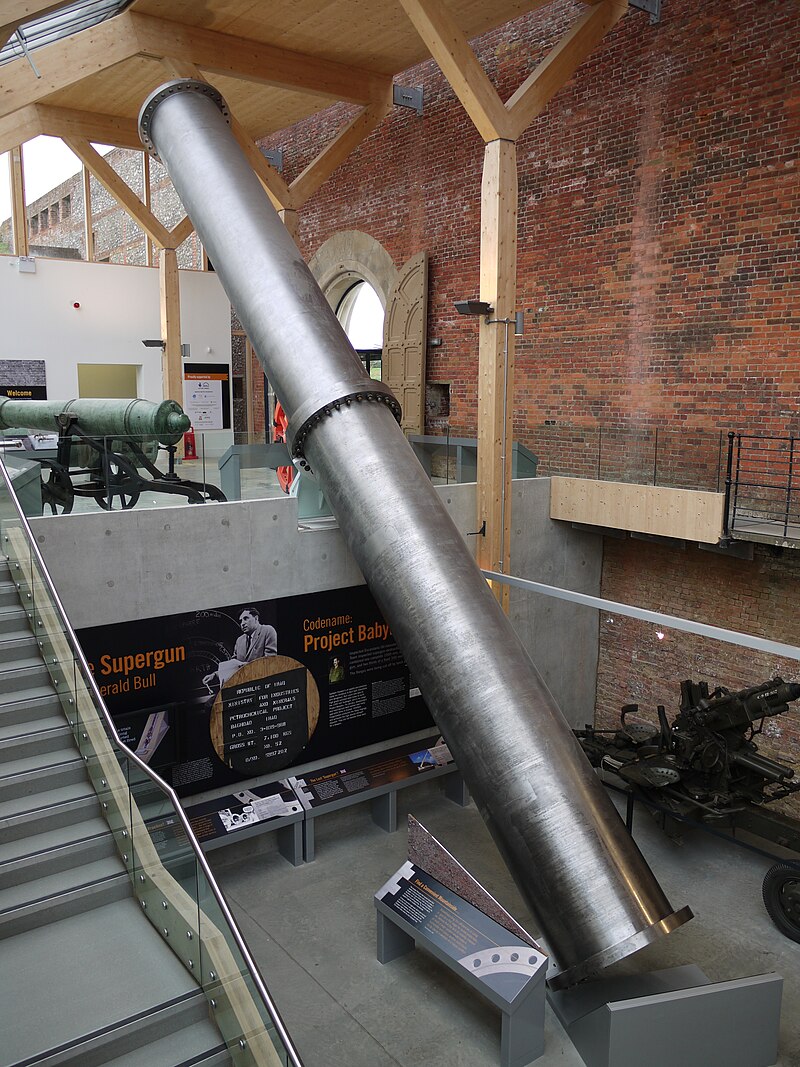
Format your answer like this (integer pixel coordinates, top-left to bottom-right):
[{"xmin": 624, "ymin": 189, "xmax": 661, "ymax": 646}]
[
  {"xmin": 221, "ymin": 665, "xmax": 308, "ymax": 774},
  {"xmin": 291, "ymin": 735, "xmax": 452, "ymax": 809},
  {"xmin": 377, "ymin": 863, "xmax": 548, "ymax": 1004},
  {"xmin": 77, "ymin": 584, "xmax": 434, "ymax": 797}
]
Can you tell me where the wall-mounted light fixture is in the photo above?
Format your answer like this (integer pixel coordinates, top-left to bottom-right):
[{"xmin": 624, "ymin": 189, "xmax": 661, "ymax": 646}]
[
  {"xmin": 454, "ymin": 299, "xmax": 494, "ymax": 318},
  {"xmin": 141, "ymin": 339, "xmax": 165, "ymax": 349}
]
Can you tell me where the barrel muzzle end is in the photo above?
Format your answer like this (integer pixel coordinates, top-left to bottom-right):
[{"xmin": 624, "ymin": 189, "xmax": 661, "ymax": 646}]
[{"xmin": 138, "ymin": 79, "xmax": 229, "ymax": 161}]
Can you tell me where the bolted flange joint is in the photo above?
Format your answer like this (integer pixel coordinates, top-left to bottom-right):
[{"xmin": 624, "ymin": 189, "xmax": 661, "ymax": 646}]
[
  {"xmin": 138, "ymin": 80, "xmax": 230, "ymax": 162},
  {"xmin": 288, "ymin": 386, "xmax": 402, "ymax": 472}
]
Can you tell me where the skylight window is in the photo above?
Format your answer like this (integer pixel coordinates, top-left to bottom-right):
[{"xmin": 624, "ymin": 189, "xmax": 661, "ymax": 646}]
[{"xmin": 0, "ymin": 0, "xmax": 134, "ymax": 68}]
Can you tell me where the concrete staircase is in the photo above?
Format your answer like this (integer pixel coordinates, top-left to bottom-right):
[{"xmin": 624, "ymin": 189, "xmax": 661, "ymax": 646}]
[{"xmin": 0, "ymin": 560, "xmax": 233, "ymax": 1066}]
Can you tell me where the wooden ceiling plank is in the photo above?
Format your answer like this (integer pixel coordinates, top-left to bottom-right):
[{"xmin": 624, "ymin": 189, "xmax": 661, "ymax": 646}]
[
  {"xmin": 0, "ymin": 104, "xmax": 42, "ymax": 154},
  {"xmin": 34, "ymin": 104, "xmax": 141, "ymax": 149},
  {"xmin": 289, "ymin": 100, "xmax": 391, "ymax": 207},
  {"xmin": 0, "ymin": 15, "xmax": 140, "ymax": 120},
  {"xmin": 132, "ymin": 12, "xmax": 392, "ymax": 106},
  {"xmin": 396, "ymin": 0, "xmax": 513, "ymax": 143},
  {"xmin": 505, "ymin": 0, "xmax": 627, "ymax": 139},
  {"xmin": 64, "ymin": 135, "xmax": 174, "ymax": 248}
]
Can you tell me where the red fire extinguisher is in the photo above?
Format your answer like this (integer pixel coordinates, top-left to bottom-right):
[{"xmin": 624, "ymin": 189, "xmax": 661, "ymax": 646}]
[{"xmin": 184, "ymin": 428, "xmax": 198, "ymax": 460}]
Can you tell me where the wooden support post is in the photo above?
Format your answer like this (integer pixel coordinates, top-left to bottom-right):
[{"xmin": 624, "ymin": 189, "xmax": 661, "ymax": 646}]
[
  {"xmin": 476, "ymin": 139, "xmax": 517, "ymax": 611},
  {"xmin": 9, "ymin": 146, "xmax": 28, "ymax": 257},
  {"xmin": 159, "ymin": 247, "xmax": 183, "ymax": 407},
  {"xmin": 82, "ymin": 164, "xmax": 94, "ymax": 262},
  {"xmin": 279, "ymin": 207, "xmax": 299, "ymax": 245}
]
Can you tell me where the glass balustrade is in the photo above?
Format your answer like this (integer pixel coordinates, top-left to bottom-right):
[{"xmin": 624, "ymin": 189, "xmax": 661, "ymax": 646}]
[{"xmin": 0, "ymin": 453, "xmax": 302, "ymax": 1067}]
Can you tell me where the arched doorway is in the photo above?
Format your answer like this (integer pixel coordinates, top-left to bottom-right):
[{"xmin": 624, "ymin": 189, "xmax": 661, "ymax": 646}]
[{"xmin": 309, "ymin": 231, "xmax": 428, "ymax": 435}]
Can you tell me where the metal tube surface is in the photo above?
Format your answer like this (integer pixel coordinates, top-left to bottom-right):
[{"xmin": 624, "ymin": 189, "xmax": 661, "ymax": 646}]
[
  {"xmin": 139, "ymin": 81, "xmax": 691, "ymax": 987},
  {"xmin": 0, "ymin": 398, "xmax": 189, "ymax": 444}
]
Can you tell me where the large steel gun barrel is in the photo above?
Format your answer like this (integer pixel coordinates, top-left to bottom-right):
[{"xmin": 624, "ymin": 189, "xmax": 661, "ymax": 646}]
[
  {"xmin": 0, "ymin": 398, "xmax": 190, "ymax": 446},
  {"xmin": 139, "ymin": 80, "xmax": 691, "ymax": 988}
]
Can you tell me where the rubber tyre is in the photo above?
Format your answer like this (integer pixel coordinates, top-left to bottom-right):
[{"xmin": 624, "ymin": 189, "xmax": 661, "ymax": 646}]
[{"xmin": 762, "ymin": 862, "xmax": 800, "ymax": 943}]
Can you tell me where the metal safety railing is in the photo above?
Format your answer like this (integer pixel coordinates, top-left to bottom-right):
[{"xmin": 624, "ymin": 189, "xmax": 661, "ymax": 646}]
[
  {"xmin": 723, "ymin": 433, "xmax": 800, "ymax": 543},
  {"xmin": 0, "ymin": 455, "xmax": 303, "ymax": 1067}
]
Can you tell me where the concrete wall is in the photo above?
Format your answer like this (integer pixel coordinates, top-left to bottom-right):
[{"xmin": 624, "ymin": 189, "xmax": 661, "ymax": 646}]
[
  {"xmin": 32, "ymin": 477, "xmax": 602, "ymax": 725},
  {"xmin": 0, "ymin": 255, "xmax": 231, "ymax": 402}
]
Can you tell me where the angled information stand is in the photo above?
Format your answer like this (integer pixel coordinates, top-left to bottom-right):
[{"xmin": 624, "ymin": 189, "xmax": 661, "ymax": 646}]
[{"xmin": 376, "ymin": 860, "xmax": 548, "ymax": 1067}]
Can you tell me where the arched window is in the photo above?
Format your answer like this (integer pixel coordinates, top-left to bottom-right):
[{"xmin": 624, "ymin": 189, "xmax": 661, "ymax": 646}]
[{"xmin": 335, "ymin": 279, "xmax": 384, "ymax": 380}]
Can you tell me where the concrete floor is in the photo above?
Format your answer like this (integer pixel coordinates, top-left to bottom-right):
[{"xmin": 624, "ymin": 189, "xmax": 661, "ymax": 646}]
[{"xmin": 208, "ymin": 779, "xmax": 800, "ymax": 1067}]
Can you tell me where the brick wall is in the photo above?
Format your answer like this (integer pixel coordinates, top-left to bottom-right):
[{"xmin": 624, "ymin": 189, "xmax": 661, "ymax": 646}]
[
  {"xmin": 0, "ymin": 149, "xmax": 202, "ymax": 268},
  {"xmin": 266, "ymin": 0, "xmax": 798, "ymax": 444}
]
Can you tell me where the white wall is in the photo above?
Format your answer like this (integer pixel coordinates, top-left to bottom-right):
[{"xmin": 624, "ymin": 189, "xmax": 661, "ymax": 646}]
[{"xmin": 0, "ymin": 254, "xmax": 231, "ymax": 401}]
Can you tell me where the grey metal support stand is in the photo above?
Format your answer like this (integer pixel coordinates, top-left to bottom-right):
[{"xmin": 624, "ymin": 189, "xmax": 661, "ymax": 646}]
[{"xmin": 548, "ymin": 965, "xmax": 783, "ymax": 1067}]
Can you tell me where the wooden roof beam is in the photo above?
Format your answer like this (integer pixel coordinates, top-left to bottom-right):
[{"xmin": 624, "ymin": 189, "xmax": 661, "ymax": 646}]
[
  {"xmin": 0, "ymin": 103, "xmax": 41, "ymax": 154},
  {"xmin": 288, "ymin": 100, "xmax": 392, "ymax": 208},
  {"xmin": 35, "ymin": 104, "xmax": 141, "ymax": 149},
  {"xmin": 132, "ymin": 12, "xmax": 392, "ymax": 106},
  {"xmin": 505, "ymin": 0, "xmax": 628, "ymax": 139},
  {"xmin": 63, "ymin": 136, "xmax": 174, "ymax": 248},
  {"xmin": 396, "ymin": 0, "xmax": 514, "ymax": 142},
  {"xmin": 398, "ymin": 0, "xmax": 627, "ymax": 144}
]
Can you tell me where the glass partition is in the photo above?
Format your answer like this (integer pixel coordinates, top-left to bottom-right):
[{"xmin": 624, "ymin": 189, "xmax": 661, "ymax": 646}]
[{"xmin": 0, "ymin": 454, "xmax": 303, "ymax": 1067}]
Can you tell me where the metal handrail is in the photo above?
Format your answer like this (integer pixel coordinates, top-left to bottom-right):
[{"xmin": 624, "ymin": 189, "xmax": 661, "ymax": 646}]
[
  {"xmin": 726, "ymin": 433, "xmax": 800, "ymax": 542},
  {"xmin": 0, "ymin": 455, "xmax": 303, "ymax": 1067}
]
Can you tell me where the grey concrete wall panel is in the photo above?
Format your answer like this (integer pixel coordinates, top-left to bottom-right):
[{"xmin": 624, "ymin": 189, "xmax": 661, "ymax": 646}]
[
  {"xmin": 30, "ymin": 495, "xmax": 365, "ymax": 628},
  {"xmin": 509, "ymin": 479, "xmax": 601, "ymax": 728},
  {"xmin": 31, "ymin": 479, "xmax": 598, "ymax": 728}
]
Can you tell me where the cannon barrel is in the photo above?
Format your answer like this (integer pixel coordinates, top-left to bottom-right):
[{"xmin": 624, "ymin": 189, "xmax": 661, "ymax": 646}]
[
  {"xmin": 0, "ymin": 398, "xmax": 190, "ymax": 446},
  {"xmin": 139, "ymin": 80, "xmax": 691, "ymax": 988}
]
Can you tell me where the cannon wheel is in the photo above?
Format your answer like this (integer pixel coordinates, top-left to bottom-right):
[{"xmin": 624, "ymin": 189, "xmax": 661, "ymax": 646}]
[
  {"xmin": 39, "ymin": 461, "xmax": 74, "ymax": 515},
  {"xmin": 92, "ymin": 459, "xmax": 141, "ymax": 511},
  {"xmin": 762, "ymin": 862, "xmax": 800, "ymax": 943}
]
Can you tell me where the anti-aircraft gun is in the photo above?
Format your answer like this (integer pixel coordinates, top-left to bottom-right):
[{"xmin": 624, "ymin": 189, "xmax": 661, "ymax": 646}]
[
  {"xmin": 576, "ymin": 677, "xmax": 800, "ymax": 942},
  {"xmin": 0, "ymin": 398, "xmax": 226, "ymax": 512}
]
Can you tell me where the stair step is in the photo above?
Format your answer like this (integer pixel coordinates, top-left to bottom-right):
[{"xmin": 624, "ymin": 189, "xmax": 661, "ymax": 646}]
[
  {"xmin": 0, "ymin": 633, "xmax": 37, "ymax": 664},
  {"xmin": 0, "ymin": 779, "xmax": 99, "ymax": 842},
  {"xmin": 0, "ymin": 579, "xmax": 23, "ymax": 608},
  {"xmin": 0, "ymin": 685, "xmax": 61, "ymax": 727},
  {"xmin": 0, "ymin": 749, "xmax": 85, "ymax": 803},
  {"xmin": 0, "ymin": 713, "xmax": 68, "ymax": 744},
  {"xmin": 0, "ymin": 720, "xmax": 72, "ymax": 760},
  {"xmin": 0, "ymin": 607, "xmax": 30, "ymax": 635},
  {"xmin": 0, "ymin": 896, "xmax": 214, "ymax": 1065},
  {"xmin": 0, "ymin": 855, "xmax": 130, "ymax": 939},
  {"xmin": 0, "ymin": 661, "xmax": 53, "ymax": 695},
  {"xmin": 31, "ymin": 991, "xmax": 232, "ymax": 1067},
  {"xmin": 0, "ymin": 817, "xmax": 115, "ymax": 889}
]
